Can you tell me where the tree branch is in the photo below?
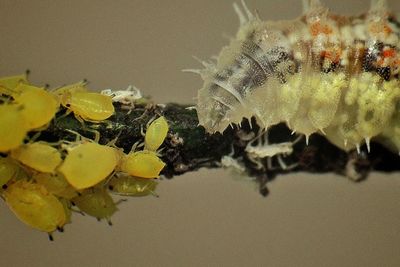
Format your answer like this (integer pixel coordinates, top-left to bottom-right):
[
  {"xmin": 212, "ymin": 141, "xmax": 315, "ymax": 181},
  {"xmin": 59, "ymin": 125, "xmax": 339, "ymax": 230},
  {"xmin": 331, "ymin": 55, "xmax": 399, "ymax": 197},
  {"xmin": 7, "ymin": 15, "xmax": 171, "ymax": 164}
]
[{"xmin": 39, "ymin": 102, "xmax": 400, "ymax": 196}]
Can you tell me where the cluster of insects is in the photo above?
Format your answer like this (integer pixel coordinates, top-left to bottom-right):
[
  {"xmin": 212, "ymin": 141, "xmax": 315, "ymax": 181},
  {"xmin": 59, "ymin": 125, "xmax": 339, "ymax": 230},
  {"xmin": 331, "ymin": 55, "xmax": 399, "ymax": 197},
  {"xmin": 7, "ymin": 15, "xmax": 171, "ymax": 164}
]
[
  {"xmin": 0, "ymin": 73, "xmax": 169, "ymax": 240},
  {"xmin": 193, "ymin": 0, "xmax": 400, "ymax": 163}
]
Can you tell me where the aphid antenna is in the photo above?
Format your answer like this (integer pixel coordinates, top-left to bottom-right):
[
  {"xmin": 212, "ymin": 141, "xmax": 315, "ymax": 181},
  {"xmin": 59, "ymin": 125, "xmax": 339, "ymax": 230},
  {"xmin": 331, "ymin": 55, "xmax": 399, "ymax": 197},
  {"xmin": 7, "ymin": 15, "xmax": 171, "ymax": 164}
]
[
  {"xmin": 25, "ymin": 131, "xmax": 42, "ymax": 143},
  {"xmin": 150, "ymin": 190, "xmax": 160, "ymax": 198}
]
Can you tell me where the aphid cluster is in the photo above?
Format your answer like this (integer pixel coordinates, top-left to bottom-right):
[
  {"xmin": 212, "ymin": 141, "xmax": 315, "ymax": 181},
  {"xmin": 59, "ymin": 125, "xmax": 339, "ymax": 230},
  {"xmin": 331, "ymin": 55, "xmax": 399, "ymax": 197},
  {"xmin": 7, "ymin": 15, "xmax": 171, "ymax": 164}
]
[
  {"xmin": 193, "ymin": 0, "xmax": 400, "ymax": 156},
  {"xmin": 0, "ymin": 74, "xmax": 168, "ymax": 240}
]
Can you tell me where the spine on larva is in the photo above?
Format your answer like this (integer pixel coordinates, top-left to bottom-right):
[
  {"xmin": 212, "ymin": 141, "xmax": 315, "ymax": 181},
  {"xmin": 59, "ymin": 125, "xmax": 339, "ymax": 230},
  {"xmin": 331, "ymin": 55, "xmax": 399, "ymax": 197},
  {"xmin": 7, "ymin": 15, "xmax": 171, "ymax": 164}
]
[{"xmin": 194, "ymin": 0, "xmax": 400, "ymax": 153}]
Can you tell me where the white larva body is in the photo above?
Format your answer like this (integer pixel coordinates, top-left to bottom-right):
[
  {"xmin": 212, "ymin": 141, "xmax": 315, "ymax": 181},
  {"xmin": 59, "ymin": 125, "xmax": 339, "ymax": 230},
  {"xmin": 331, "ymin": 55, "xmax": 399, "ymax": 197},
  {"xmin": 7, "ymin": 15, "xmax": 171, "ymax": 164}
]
[{"xmin": 195, "ymin": 0, "xmax": 400, "ymax": 153}]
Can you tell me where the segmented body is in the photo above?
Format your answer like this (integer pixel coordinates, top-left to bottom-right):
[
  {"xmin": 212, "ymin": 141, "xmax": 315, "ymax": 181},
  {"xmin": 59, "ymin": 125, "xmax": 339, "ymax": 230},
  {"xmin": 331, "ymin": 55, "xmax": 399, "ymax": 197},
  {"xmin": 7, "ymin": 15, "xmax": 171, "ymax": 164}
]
[{"xmin": 196, "ymin": 0, "xmax": 400, "ymax": 153}]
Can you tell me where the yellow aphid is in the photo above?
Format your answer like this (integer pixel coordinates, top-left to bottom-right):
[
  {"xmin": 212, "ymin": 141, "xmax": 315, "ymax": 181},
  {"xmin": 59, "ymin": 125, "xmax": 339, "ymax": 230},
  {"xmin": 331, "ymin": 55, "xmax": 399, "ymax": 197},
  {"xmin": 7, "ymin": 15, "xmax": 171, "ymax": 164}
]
[
  {"xmin": 11, "ymin": 142, "xmax": 62, "ymax": 173},
  {"xmin": 72, "ymin": 188, "xmax": 118, "ymax": 224},
  {"xmin": 13, "ymin": 84, "xmax": 59, "ymax": 130},
  {"xmin": 144, "ymin": 116, "xmax": 169, "ymax": 151},
  {"xmin": 59, "ymin": 142, "xmax": 118, "ymax": 190},
  {"xmin": 61, "ymin": 91, "xmax": 114, "ymax": 121},
  {"xmin": 0, "ymin": 157, "xmax": 21, "ymax": 187},
  {"xmin": 4, "ymin": 180, "xmax": 67, "ymax": 234},
  {"xmin": 33, "ymin": 172, "xmax": 78, "ymax": 199},
  {"xmin": 108, "ymin": 173, "xmax": 158, "ymax": 197},
  {"xmin": 120, "ymin": 150, "xmax": 165, "ymax": 178},
  {"xmin": 0, "ymin": 73, "xmax": 28, "ymax": 95},
  {"xmin": 0, "ymin": 104, "xmax": 28, "ymax": 152}
]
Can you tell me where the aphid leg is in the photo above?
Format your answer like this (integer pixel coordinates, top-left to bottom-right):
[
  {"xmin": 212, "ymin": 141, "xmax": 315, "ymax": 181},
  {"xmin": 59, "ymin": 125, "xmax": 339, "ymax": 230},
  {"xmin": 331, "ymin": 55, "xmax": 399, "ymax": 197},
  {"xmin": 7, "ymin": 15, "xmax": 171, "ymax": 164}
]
[
  {"xmin": 276, "ymin": 155, "xmax": 288, "ymax": 170},
  {"xmin": 154, "ymin": 147, "xmax": 165, "ymax": 157},
  {"xmin": 129, "ymin": 141, "xmax": 143, "ymax": 153},
  {"xmin": 48, "ymin": 233, "xmax": 54, "ymax": 241},
  {"xmin": 83, "ymin": 128, "xmax": 100, "ymax": 143},
  {"xmin": 106, "ymin": 131, "xmax": 123, "ymax": 148},
  {"xmin": 115, "ymin": 199, "xmax": 127, "ymax": 205},
  {"xmin": 57, "ymin": 226, "xmax": 64, "ymax": 233},
  {"xmin": 267, "ymin": 157, "xmax": 274, "ymax": 170},
  {"xmin": 247, "ymin": 154, "xmax": 264, "ymax": 170},
  {"xmin": 103, "ymin": 171, "xmax": 117, "ymax": 187},
  {"xmin": 70, "ymin": 208, "xmax": 85, "ymax": 216},
  {"xmin": 74, "ymin": 114, "xmax": 85, "ymax": 127},
  {"xmin": 84, "ymin": 119, "xmax": 113, "ymax": 128},
  {"xmin": 56, "ymin": 109, "xmax": 73, "ymax": 122},
  {"xmin": 150, "ymin": 190, "xmax": 160, "ymax": 198},
  {"xmin": 132, "ymin": 109, "xmax": 148, "ymax": 122},
  {"xmin": 258, "ymin": 174, "xmax": 270, "ymax": 197},
  {"xmin": 144, "ymin": 115, "xmax": 158, "ymax": 133},
  {"xmin": 27, "ymin": 131, "xmax": 42, "ymax": 143},
  {"xmin": 140, "ymin": 125, "xmax": 145, "ymax": 137}
]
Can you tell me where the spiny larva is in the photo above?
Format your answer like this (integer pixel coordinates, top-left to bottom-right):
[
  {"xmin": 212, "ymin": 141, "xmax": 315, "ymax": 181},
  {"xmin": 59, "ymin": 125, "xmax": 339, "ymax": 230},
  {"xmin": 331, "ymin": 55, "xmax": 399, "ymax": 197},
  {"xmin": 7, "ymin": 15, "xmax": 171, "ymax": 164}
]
[{"xmin": 193, "ymin": 0, "xmax": 400, "ymax": 153}]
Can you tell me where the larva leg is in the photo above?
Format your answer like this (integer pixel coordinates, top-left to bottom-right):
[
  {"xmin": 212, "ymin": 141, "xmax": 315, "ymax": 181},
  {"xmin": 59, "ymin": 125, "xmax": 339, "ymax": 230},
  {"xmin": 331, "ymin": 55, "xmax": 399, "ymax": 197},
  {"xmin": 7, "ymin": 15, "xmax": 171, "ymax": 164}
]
[{"xmin": 277, "ymin": 155, "xmax": 299, "ymax": 171}]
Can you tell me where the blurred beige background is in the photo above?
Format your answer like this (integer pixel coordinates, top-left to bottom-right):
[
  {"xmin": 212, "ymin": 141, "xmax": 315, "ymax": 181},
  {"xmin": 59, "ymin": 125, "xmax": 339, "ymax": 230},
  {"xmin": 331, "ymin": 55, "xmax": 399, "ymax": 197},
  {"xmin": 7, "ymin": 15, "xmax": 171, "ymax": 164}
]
[{"xmin": 1, "ymin": 0, "xmax": 400, "ymax": 266}]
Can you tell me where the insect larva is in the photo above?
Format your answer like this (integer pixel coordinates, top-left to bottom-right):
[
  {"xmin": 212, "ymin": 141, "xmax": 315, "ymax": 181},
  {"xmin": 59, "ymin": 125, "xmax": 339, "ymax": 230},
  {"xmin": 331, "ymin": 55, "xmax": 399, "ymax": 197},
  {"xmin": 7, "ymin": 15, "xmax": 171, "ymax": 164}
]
[{"xmin": 193, "ymin": 0, "xmax": 400, "ymax": 153}]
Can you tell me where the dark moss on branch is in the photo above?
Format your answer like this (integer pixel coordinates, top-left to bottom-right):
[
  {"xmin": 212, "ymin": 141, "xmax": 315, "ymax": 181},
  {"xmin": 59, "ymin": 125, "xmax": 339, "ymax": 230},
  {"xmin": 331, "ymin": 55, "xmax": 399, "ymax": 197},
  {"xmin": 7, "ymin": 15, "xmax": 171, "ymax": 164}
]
[{"xmin": 38, "ymin": 102, "xmax": 400, "ymax": 196}]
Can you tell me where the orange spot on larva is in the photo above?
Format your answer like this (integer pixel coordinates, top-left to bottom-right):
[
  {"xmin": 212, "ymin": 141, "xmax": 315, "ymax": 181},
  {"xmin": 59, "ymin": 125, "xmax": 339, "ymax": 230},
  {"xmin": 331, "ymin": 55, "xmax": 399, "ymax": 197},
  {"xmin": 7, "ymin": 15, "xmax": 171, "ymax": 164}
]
[
  {"xmin": 369, "ymin": 23, "xmax": 393, "ymax": 36},
  {"xmin": 383, "ymin": 24, "xmax": 393, "ymax": 34},
  {"xmin": 320, "ymin": 48, "xmax": 342, "ymax": 63},
  {"xmin": 310, "ymin": 22, "xmax": 332, "ymax": 36},
  {"xmin": 382, "ymin": 49, "xmax": 396, "ymax": 58}
]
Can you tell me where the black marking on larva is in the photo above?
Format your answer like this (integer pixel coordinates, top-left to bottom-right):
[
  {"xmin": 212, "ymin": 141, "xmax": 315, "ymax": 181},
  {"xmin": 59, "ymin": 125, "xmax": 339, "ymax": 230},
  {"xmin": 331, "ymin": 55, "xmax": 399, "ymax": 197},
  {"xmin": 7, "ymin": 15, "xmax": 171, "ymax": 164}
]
[
  {"xmin": 241, "ymin": 43, "xmax": 295, "ymax": 84},
  {"xmin": 361, "ymin": 41, "xmax": 399, "ymax": 80},
  {"xmin": 377, "ymin": 66, "xmax": 392, "ymax": 81}
]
